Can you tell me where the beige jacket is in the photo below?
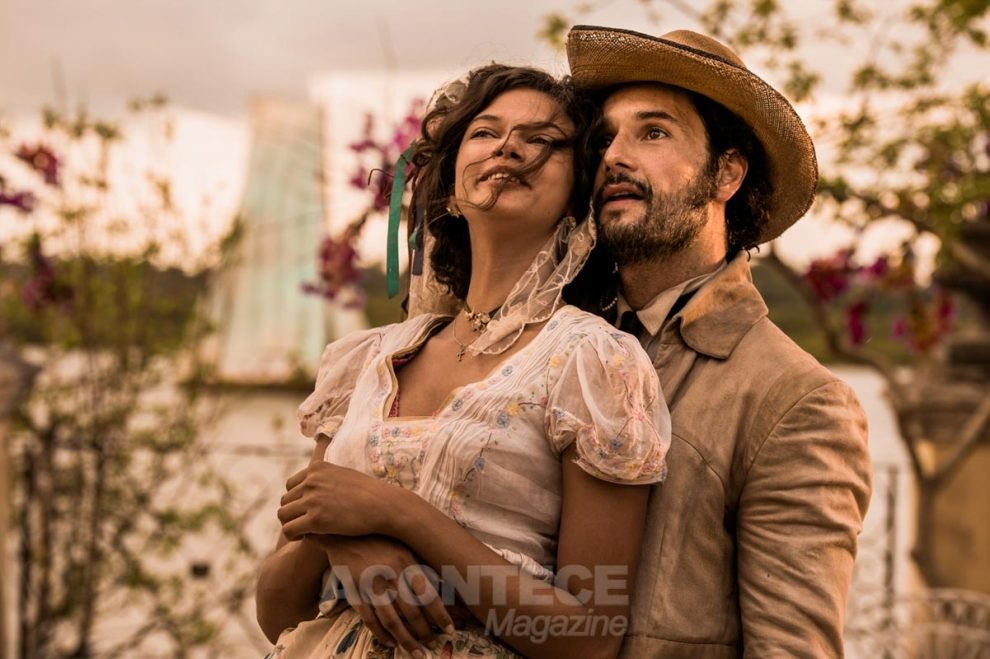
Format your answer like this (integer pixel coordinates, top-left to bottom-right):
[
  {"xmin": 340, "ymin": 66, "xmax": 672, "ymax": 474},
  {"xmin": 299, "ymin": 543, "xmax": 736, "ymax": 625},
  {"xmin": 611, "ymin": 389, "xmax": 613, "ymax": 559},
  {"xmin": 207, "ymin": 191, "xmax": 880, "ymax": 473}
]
[{"xmin": 619, "ymin": 255, "xmax": 872, "ymax": 658}]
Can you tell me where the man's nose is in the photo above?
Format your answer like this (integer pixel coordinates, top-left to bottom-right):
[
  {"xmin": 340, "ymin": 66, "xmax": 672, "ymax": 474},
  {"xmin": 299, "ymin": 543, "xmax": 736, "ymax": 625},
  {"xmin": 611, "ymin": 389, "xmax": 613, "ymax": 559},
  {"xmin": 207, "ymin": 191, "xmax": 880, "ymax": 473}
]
[{"xmin": 602, "ymin": 134, "xmax": 632, "ymax": 172}]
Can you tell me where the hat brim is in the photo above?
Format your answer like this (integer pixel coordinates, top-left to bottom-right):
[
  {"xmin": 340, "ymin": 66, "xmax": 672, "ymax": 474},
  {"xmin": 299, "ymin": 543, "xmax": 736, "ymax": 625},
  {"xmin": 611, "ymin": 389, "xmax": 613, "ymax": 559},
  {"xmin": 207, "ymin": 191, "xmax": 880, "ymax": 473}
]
[{"xmin": 567, "ymin": 25, "xmax": 818, "ymax": 243}]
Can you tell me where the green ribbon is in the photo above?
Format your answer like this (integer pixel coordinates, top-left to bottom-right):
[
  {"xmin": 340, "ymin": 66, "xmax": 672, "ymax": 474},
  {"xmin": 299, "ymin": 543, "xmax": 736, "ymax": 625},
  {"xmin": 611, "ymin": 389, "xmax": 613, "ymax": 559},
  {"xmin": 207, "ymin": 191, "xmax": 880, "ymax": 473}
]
[{"xmin": 386, "ymin": 145, "xmax": 416, "ymax": 298}]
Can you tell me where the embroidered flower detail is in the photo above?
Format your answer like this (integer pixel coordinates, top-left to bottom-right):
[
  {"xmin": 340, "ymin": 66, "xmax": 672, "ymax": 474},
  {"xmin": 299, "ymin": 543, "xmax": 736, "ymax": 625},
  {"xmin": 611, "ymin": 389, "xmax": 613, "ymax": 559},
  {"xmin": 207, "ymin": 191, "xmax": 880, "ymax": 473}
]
[
  {"xmin": 474, "ymin": 456, "xmax": 486, "ymax": 471},
  {"xmin": 385, "ymin": 453, "xmax": 396, "ymax": 465},
  {"xmin": 496, "ymin": 411, "xmax": 510, "ymax": 428},
  {"xmin": 612, "ymin": 354, "xmax": 626, "ymax": 367},
  {"xmin": 548, "ymin": 354, "xmax": 561, "ymax": 369},
  {"xmin": 451, "ymin": 398, "xmax": 464, "ymax": 412},
  {"xmin": 547, "ymin": 320, "xmax": 559, "ymax": 330},
  {"xmin": 609, "ymin": 438, "xmax": 623, "ymax": 451},
  {"xmin": 501, "ymin": 365, "xmax": 514, "ymax": 377},
  {"xmin": 369, "ymin": 436, "xmax": 379, "ymax": 447},
  {"xmin": 506, "ymin": 402, "xmax": 520, "ymax": 416}
]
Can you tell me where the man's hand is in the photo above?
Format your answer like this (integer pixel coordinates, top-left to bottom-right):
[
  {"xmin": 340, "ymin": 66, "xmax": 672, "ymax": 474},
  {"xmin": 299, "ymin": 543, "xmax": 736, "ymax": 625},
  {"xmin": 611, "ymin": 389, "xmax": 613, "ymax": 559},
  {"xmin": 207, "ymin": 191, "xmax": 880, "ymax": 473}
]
[{"xmin": 313, "ymin": 534, "xmax": 455, "ymax": 657}]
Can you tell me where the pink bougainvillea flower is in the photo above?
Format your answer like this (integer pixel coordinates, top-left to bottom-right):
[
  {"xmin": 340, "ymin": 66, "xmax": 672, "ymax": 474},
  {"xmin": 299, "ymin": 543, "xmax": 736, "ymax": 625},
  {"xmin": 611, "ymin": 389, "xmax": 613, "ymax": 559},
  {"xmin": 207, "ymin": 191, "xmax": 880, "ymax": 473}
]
[
  {"xmin": 845, "ymin": 299, "xmax": 869, "ymax": 345},
  {"xmin": 15, "ymin": 143, "xmax": 61, "ymax": 186},
  {"xmin": 21, "ymin": 236, "xmax": 72, "ymax": 312},
  {"xmin": 349, "ymin": 167, "xmax": 369, "ymax": 190},
  {"xmin": 893, "ymin": 290, "xmax": 955, "ymax": 354},
  {"xmin": 306, "ymin": 99, "xmax": 425, "ymax": 307},
  {"xmin": 0, "ymin": 190, "xmax": 38, "ymax": 214},
  {"xmin": 862, "ymin": 255, "xmax": 889, "ymax": 280},
  {"xmin": 803, "ymin": 250, "xmax": 855, "ymax": 302},
  {"xmin": 301, "ymin": 219, "xmax": 366, "ymax": 307}
]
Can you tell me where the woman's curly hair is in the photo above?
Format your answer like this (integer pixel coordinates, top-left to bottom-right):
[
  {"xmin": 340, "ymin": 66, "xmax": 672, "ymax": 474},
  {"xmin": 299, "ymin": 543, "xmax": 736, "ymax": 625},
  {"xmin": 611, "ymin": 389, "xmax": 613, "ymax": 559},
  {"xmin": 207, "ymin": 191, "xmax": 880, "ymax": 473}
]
[{"xmin": 408, "ymin": 64, "xmax": 602, "ymax": 303}]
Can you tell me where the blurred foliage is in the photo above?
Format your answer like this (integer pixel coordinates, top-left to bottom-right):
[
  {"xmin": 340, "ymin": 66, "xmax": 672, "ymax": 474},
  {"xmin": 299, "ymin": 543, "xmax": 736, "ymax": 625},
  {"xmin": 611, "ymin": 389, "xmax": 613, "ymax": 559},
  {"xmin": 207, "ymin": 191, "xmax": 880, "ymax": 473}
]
[
  {"xmin": 0, "ymin": 100, "xmax": 263, "ymax": 657},
  {"xmin": 362, "ymin": 264, "xmax": 406, "ymax": 329}
]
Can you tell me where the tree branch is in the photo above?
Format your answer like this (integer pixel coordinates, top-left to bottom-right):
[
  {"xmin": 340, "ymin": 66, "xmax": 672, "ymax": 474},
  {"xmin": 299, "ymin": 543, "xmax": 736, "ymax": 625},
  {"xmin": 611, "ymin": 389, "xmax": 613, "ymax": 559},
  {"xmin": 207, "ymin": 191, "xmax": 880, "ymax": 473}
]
[{"xmin": 932, "ymin": 390, "xmax": 990, "ymax": 487}]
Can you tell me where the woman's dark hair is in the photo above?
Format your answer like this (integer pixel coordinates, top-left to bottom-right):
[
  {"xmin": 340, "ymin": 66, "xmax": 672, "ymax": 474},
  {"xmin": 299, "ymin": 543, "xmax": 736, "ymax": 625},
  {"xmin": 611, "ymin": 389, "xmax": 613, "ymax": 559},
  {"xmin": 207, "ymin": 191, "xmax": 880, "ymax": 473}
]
[
  {"xmin": 686, "ymin": 91, "xmax": 773, "ymax": 256},
  {"xmin": 409, "ymin": 64, "xmax": 599, "ymax": 302}
]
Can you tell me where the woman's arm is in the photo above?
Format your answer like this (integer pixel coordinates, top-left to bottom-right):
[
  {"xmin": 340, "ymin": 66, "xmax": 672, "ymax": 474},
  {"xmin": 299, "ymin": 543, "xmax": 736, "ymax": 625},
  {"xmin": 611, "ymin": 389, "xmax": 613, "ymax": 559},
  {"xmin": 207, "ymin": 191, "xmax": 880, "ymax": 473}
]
[
  {"xmin": 256, "ymin": 532, "xmax": 328, "ymax": 643},
  {"xmin": 256, "ymin": 437, "xmax": 452, "ymax": 652},
  {"xmin": 256, "ymin": 437, "xmax": 333, "ymax": 643},
  {"xmin": 279, "ymin": 445, "xmax": 650, "ymax": 659}
]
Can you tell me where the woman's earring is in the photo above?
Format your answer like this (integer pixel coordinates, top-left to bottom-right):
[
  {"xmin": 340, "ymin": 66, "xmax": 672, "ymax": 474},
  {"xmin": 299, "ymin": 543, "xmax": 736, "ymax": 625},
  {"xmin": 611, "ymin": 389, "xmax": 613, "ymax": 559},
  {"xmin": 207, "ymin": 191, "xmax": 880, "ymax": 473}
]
[{"xmin": 446, "ymin": 202, "xmax": 463, "ymax": 218}]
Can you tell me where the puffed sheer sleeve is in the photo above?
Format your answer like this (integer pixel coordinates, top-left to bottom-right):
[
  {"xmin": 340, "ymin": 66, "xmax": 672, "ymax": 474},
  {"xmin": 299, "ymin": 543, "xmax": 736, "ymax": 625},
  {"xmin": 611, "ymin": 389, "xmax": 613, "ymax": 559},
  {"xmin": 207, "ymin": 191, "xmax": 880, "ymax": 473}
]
[
  {"xmin": 545, "ymin": 330, "xmax": 671, "ymax": 485},
  {"xmin": 296, "ymin": 328, "xmax": 385, "ymax": 442}
]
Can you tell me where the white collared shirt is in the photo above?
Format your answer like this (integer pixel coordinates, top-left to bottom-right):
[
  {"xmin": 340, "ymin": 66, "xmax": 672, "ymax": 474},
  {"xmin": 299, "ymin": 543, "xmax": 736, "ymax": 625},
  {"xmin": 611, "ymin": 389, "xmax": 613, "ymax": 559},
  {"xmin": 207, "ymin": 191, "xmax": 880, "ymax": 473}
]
[{"xmin": 614, "ymin": 262, "xmax": 727, "ymax": 353}]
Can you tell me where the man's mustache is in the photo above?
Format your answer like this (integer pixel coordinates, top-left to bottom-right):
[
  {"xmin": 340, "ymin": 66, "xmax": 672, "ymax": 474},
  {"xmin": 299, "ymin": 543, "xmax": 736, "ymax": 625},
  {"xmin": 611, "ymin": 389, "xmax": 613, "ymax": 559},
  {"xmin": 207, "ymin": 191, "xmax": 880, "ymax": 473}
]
[{"xmin": 593, "ymin": 173, "xmax": 652, "ymax": 212}]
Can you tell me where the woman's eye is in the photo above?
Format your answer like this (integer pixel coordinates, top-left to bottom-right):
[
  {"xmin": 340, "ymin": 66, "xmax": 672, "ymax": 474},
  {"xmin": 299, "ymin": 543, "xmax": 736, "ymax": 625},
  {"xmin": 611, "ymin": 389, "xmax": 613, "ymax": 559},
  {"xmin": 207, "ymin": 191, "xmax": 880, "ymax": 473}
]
[
  {"xmin": 529, "ymin": 135, "xmax": 552, "ymax": 146},
  {"xmin": 470, "ymin": 128, "xmax": 497, "ymax": 139}
]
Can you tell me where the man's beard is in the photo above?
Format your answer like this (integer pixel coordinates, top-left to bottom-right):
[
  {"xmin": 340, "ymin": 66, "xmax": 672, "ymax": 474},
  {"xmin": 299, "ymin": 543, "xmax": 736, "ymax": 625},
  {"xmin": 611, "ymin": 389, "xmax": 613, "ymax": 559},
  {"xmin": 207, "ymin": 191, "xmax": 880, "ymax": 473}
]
[{"xmin": 595, "ymin": 168, "xmax": 718, "ymax": 267}]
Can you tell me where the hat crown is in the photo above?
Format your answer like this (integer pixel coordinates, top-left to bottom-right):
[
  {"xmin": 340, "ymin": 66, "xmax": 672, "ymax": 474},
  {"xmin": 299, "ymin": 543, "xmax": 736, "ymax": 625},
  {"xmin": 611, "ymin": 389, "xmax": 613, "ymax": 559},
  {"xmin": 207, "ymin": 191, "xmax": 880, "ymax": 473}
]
[{"xmin": 660, "ymin": 30, "xmax": 746, "ymax": 69}]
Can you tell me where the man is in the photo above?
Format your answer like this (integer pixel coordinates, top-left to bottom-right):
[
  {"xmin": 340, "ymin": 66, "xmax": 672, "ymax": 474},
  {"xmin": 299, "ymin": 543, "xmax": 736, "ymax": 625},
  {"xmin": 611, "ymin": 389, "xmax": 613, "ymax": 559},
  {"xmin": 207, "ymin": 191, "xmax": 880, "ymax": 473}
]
[
  {"xmin": 257, "ymin": 26, "xmax": 872, "ymax": 659},
  {"xmin": 567, "ymin": 26, "xmax": 872, "ymax": 657}
]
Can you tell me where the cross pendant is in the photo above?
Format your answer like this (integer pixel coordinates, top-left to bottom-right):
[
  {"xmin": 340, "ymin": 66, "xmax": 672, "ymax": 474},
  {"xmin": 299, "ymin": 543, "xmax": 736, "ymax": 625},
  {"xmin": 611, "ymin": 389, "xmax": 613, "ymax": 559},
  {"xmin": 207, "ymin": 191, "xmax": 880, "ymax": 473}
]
[{"xmin": 456, "ymin": 346, "xmax": 465, "ymax": 362}]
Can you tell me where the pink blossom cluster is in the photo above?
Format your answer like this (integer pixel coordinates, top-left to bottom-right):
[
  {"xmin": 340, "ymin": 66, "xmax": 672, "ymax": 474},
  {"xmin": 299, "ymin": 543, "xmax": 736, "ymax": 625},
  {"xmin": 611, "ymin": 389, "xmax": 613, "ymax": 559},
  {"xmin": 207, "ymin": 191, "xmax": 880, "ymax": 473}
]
[
  {"xmin": 1, "ymin": 142, "xmax": 61, "ymax": 214},
  {"xmin": 347, "ymin": 100, "xmax": 424, "ymax": 212},
  {"xmin": 301, "ymin": 221, "xmax": 365, "ymax": 308},
  {"xmin": 304, "ymin": 100, "xmax": 424, "ymax": 304},
  {"xmin": 1, "ymin": 142, "xmax": 72, "ymax": 313},
  {"xmin": 803, "ymin": 246, "xmax": 954, "ymax": 353}
]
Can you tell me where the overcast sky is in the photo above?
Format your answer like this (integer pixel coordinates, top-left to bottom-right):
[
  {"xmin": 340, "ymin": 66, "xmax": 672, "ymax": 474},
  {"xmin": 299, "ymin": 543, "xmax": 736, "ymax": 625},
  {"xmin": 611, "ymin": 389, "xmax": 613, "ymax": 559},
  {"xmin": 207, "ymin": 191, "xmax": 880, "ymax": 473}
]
[
  {"xmin": 4, "ymin": 0, "xmax": 984, "ymax": 119},
  {"xmin": 0, "ymin": 0, "xmax": 627, "ymax": 116},
  {"xmin": 0, "ymin": 0, "xmax": 873, "ymax": 118}
]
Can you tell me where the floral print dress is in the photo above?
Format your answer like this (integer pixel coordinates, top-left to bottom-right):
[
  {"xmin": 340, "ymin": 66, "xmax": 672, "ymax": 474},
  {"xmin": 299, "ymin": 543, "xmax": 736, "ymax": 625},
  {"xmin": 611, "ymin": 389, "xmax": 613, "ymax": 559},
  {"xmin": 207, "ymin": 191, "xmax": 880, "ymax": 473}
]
[{"xmin": 275, "ymin": 305, "xmax": 671, "ymax": 659}]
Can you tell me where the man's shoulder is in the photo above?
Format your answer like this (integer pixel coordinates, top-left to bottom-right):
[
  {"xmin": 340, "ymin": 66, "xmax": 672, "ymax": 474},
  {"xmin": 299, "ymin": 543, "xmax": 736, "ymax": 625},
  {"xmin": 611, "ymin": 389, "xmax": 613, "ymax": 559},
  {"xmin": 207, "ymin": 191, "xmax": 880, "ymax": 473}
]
[{"xmin": 737, "ymin": 315, "xmax": 850, "ymax": 396}]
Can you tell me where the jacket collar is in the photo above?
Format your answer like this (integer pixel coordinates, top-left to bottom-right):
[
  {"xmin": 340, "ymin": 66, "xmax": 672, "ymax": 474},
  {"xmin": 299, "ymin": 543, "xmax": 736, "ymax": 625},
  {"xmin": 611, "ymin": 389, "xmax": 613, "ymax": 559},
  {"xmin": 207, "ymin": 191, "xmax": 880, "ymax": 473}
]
[{"xmin": 669, "ymin": 252, "xmax": 768, "ymax": 359}]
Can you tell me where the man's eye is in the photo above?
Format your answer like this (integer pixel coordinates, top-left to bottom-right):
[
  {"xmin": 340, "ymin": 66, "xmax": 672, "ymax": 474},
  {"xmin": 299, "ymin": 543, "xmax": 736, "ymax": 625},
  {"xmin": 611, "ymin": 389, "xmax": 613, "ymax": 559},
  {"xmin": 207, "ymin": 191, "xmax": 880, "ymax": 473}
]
[
  {"xmin": 595, "ymin": 135, "xmax": 614, "ymax": 151},
  {"xmin": 646, "ymin": 127, "xmax": 666, "ymax": 140}
]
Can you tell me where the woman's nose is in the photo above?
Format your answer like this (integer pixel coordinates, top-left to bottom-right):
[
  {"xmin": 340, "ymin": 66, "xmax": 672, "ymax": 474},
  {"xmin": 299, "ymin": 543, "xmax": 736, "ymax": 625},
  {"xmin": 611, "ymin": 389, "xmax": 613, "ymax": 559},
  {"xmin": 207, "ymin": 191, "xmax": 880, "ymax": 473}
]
[{"xmin": 494, "ymin": 133, "xmax": 524, "ymax": 161}]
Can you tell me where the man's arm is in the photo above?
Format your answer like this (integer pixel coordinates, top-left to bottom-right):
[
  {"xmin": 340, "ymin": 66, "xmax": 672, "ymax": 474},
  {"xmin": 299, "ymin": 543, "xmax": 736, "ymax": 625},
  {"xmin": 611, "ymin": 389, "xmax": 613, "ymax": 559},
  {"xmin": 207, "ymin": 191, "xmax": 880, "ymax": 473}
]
[{"xmin": 737, "ymin": 379, "xmax": 871, "ymax": 657}]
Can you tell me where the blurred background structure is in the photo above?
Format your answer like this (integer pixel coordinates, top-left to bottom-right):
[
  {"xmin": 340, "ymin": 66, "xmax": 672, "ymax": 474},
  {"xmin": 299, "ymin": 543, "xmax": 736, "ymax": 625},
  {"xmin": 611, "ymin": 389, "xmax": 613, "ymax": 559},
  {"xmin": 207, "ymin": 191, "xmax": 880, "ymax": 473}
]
[{"xmin": 1, "ymin": 0, "xmax": 989, "ymax": 656}]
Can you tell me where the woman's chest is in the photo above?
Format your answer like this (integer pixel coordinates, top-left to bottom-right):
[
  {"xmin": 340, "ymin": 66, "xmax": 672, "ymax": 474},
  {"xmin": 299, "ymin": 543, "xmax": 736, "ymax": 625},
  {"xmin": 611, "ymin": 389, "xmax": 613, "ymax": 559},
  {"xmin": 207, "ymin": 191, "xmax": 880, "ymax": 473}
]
[{"xmin": 327, "ymin": 356, "xmax": 557, "ymax": 491}]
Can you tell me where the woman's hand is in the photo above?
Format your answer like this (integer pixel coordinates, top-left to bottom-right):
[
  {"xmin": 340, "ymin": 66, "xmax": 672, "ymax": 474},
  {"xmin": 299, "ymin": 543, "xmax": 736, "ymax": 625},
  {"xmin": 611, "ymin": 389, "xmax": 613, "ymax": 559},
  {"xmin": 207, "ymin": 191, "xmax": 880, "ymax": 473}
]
[{"xmin": 278, "ymin": 462, "xmax": 400, "ymax": 539}]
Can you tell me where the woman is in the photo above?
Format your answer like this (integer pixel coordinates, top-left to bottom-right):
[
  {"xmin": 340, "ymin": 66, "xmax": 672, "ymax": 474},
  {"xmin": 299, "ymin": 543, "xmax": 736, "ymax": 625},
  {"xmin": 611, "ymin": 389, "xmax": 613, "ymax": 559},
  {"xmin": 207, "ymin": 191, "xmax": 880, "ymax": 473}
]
[{"xmin": 263, "ymin": 65, "xmax": 670, "ymax": 659}]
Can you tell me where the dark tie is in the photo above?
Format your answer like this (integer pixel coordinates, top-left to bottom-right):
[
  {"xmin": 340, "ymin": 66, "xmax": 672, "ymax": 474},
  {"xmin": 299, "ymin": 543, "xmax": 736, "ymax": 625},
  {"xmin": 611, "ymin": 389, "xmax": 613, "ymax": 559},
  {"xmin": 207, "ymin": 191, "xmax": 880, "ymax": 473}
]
[{"xmin": 619, "ymin": 310, "xmax": 645, "ymax": 337}]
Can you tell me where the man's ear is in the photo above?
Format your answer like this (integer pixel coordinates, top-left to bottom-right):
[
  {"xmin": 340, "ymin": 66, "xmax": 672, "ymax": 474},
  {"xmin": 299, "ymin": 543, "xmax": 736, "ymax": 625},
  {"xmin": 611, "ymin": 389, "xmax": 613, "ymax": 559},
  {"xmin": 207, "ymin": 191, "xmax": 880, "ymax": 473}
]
[{"xmin": 715, "ymin": 149, "xmax": 748, "ymax": 203}]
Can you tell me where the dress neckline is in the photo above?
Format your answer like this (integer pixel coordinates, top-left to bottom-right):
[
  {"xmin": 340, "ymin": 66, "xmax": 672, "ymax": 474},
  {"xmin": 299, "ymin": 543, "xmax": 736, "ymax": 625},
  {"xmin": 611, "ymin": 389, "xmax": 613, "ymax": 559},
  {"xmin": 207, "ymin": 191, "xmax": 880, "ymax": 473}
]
[{"xmin": 381, "ymin": 306, "xmax": 572, "ymax": 422}]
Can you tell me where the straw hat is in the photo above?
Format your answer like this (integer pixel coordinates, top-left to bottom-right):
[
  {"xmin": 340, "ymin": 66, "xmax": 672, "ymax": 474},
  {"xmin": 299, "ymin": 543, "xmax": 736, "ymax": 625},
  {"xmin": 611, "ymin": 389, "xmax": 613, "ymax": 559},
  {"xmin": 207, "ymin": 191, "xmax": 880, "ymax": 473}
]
[{"xmin": 566, "ymin": 25, "xmax": 818, "ymax": 243}]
